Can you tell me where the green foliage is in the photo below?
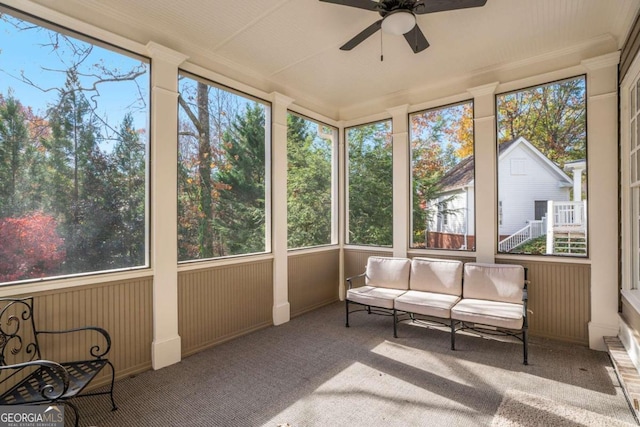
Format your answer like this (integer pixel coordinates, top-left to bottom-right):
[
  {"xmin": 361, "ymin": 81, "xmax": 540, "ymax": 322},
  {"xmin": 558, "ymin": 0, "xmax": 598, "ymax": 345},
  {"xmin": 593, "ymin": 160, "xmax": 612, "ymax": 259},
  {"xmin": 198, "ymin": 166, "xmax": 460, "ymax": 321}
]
[
  {"xmin": 410, "ymin": 103, "xmax": 473, "ymax": 249},
  {"xmin": 509, "ymin": 235, "xmax": 546, "ymax": 255},
  {"xmin": 215, "ymin": 103, "xmax": 266, "ymax": 256},
  {"xmin": 347, "ymin": 121, "xmax": 393, "ymax": 246},
  {"xmin": 497, "ymin": 77, "xmax": 586, "ymax": 167},
  {"xmin": 0, "ymin": 93, "xmax": 28, "ymax": 216},
  {"xmin": 287, "ymin": 114, "xmax": 332, "ymax": 249}
]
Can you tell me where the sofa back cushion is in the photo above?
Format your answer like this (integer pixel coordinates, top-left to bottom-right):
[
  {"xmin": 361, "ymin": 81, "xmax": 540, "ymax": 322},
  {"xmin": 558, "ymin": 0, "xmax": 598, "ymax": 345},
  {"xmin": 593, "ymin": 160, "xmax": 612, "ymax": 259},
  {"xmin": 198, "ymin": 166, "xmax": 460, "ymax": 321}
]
[
  {"xmin": 410, "ymin": 258, "xmax": 463, "ymax": 296},
  {"xmin": 365, "ymin": 256, "xmax": 411, "ymax": 290},
  {"xmin": 463, "ymin": 263, "xmax": 524, "ymax": 304}
]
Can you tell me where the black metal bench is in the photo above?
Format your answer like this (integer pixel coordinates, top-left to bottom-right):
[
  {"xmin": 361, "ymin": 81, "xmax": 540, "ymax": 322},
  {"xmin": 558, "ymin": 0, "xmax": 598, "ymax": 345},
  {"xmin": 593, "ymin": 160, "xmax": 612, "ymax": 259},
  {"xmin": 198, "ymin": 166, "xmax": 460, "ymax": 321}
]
[{"xmin": 0, "ymin": 297, "xmax": 117, "ymax": 427}]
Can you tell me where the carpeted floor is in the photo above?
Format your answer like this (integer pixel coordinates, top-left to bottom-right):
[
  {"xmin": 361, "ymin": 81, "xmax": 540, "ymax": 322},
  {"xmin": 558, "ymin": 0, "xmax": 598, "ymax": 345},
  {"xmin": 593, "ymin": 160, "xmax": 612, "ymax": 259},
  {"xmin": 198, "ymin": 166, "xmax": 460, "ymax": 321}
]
[{"xmin": 76, "ymin": 302, "xmax": 637, "ymax": 427}]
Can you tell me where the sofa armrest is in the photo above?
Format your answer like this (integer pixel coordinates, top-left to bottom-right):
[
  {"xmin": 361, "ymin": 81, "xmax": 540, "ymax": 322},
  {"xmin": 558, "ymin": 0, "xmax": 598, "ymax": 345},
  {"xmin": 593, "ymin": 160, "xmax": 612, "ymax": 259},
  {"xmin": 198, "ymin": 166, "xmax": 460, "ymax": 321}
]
[{"xmin": 346, "ymin": 273, "xmax": 366, "ymax": 289}]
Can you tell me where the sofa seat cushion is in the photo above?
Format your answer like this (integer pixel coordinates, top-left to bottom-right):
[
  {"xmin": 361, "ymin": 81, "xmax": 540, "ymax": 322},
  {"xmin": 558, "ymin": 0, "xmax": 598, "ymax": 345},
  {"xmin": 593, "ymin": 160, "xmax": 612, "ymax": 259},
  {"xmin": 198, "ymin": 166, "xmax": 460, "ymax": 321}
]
[
  {"xmin": 451, "ymin": 298, "xmax": 524, "ymax": 330},
  {"xmin": 394, "ymin": 290, "xmax": 460, "ymax": 318},
  {"xmin": 347, "ymin": 286, "xmax": 406, "ymax": 309}
]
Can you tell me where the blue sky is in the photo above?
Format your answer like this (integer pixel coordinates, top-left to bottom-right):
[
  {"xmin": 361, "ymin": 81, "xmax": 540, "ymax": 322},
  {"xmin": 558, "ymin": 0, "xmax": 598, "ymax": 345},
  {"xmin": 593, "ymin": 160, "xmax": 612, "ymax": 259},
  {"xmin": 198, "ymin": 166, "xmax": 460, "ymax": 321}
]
[{"xmin": 0, "ymin": 12, "xmax": 149, "ymax": 150}]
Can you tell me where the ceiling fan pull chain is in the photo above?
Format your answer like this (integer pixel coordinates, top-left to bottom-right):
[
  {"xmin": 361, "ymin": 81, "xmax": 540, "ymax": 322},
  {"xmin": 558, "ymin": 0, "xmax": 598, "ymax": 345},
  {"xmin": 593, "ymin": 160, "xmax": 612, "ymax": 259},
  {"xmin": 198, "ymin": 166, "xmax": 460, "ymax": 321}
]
[{"xmin": 380, "ymin": 31, "xmax": 384, "ymax": 62}]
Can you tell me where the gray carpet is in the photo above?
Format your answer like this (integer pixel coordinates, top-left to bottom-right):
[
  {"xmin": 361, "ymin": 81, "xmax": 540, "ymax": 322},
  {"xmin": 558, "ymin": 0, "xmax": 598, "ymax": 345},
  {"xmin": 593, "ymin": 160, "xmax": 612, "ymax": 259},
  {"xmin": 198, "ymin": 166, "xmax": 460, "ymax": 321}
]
[{"xmin": 76, "ymin": 302, "xmax": 637, "ymax": 427}]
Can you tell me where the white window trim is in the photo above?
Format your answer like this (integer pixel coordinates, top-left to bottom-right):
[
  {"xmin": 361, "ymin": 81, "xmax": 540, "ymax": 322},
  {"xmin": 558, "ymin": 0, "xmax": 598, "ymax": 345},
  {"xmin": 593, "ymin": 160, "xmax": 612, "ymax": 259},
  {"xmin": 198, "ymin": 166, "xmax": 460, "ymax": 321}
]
[{"xmin": 621, "ymin": 51, "xmax": 640, "ymax": 298}]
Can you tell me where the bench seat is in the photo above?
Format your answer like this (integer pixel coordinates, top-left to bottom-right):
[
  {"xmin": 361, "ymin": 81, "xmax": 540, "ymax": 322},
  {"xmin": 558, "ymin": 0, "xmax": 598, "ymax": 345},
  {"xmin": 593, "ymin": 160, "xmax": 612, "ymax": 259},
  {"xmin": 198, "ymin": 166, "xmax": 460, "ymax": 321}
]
[
  {"xmin": 451, "ymin": 298, "xmax": 524, "ymax": 330},
  {"xmin": 347, "ymin": 285, "xmax": 407, "ymax": 310},
  {"xmin": 394, "ymin": 290, "xmax": 460, "ymax": 319}
]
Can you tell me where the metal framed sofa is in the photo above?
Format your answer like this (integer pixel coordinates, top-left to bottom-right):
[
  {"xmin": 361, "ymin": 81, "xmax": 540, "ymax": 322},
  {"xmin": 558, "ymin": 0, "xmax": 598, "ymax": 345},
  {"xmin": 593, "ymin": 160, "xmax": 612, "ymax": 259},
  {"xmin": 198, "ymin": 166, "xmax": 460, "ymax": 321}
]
[
  {"xmin": 0, "ymin": 297, "xmax": 117, "ymax": 427},
  {"xmin": 345, "ymin": 256, "xmax": 530, "ymax": 365}
]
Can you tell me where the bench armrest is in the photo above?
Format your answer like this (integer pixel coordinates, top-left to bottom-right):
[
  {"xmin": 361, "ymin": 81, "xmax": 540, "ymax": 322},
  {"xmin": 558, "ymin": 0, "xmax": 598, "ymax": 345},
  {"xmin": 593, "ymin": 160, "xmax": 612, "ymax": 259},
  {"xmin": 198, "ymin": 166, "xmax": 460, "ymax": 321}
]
[
  {"xmin": 346, "ymin": 273, "xmax": 366, "ymax": 289},
  {"xmin": 0, "ymin": 359, "xmax": 69, "ymax": 401},
  {"xmin": 37, "ymin": 326, "xmax": 112, "ymax": 359}
]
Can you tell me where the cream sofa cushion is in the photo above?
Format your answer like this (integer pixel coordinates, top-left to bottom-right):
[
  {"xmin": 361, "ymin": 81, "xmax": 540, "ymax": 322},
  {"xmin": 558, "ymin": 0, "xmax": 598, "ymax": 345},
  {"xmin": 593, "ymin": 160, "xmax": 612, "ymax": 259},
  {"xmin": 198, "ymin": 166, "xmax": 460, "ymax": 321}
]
[
  {"xmin": 451, "ymin": 298, "xmax": 524, "ymax": 330},
  {"xmin": 347, "ymin": 286, "xmax": 407, "ymax": 309},
  {"xmin": 394, "ymin": 290, "xmax": 460, "ymax": 318},
  {"xmin": 463, "ymin": 263, "xmax": 524, "ymax": 305},
  {"xmin": 410, "ymin": 257, "xmax": 463, "ymax": 296},
  {"xmin": 365, "ymin": 256, "xmax": 411, "ymax": 290}
]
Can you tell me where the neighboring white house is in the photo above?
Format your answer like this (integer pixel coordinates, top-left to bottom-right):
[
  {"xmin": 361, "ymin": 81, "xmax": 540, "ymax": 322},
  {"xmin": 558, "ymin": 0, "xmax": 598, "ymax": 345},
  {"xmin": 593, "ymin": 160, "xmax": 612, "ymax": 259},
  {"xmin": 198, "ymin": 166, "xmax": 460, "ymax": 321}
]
[{"xmin": 427, "ymin": 136, "xmax": 583, "ymax": 252}]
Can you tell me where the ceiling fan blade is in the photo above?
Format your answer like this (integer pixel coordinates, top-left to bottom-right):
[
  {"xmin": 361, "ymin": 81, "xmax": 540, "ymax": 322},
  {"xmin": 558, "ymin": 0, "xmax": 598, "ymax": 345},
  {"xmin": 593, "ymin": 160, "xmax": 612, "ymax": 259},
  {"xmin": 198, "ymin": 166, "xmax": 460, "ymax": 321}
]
[
  {"xmin": 340, "ymin": 20, "xmax": 383, "ymax": 51},
  {"xmin": 414, "ymin": 0, "xmax": 487, "ymax": 14},
  {"xmin": 319, "ymin": 0, "xmax": 379, "ymax": 12},
  {"xmin": 403, "ymin": 25, "xmax": 430, "ymax": 53}
]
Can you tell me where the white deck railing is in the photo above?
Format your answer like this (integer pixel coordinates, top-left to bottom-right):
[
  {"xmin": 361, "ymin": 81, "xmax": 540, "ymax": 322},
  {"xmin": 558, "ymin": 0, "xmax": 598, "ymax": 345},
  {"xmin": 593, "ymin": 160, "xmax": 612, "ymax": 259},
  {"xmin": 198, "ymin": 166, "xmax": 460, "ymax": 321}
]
[
  {"xmin": 546, "ymin": 200, "xmax": 587, "ymax": 254},
  {"xmin": 552, "ymin": 200, "xmax": 586, "ymax": 227},
  {"xmin": 498, "ymin": 219, "xmax": 546, "ymax": 252}
]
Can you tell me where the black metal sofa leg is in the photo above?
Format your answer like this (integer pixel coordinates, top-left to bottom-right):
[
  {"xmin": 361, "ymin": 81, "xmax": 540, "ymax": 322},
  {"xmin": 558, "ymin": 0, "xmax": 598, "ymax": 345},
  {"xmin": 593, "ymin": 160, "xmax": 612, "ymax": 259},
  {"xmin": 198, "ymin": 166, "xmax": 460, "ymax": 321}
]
[
  {"xmin": 450, "ymin": 319, "xmax": 456, "ymax": 350},
  {"xmin": 393, "ymin": 309, "xmax": 398, "ymax": 338},
  {"xmin": 345, "ymin": 299, "xmax": 350, "ymax": 328},
  {"xmin": 523, "ymin": 329, "xmax": 528, "ymax": 365}
]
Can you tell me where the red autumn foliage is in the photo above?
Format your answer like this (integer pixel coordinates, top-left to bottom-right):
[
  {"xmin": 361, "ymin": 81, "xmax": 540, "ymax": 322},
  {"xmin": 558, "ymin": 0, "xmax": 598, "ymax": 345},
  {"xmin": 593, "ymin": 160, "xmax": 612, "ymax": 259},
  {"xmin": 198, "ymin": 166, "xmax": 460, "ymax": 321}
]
[{"xmin": 0, "ymin": 212, "xmax": 66, "ymax": 282}]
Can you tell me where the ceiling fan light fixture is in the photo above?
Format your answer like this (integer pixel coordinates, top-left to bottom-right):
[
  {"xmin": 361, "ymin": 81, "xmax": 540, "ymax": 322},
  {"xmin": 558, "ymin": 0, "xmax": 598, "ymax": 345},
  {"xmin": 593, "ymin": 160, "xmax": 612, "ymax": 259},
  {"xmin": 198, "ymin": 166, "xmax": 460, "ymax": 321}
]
[{"xmin": 381, "ymin": 10, "xmax": 416, "ymax": 35}]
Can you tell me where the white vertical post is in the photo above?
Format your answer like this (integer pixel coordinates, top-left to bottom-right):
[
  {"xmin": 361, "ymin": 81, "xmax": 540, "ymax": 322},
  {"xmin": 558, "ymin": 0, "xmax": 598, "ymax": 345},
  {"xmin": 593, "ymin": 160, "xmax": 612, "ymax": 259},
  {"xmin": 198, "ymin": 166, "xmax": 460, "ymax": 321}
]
[
  {"xmin": 269, "ymin": 92, "xmax": 294, "ymax": 325},
  {"xmin": 582, "ymin": 52, "xmax": 620, "ymax": 350},
  {"xmin": 468, "ymin": 83, "xmax": 499, "ymax": 263},
  {"xmin": 146, "ymin": 42, "xmax": 188, "ymax": 370},
  {"xmin": 338, "ymin": 121, "xmax": 346, "ymax": 300},
  {"xmin": 388, "ymin": 104, "xmax": 410, "ymax": 258},
  {"xmin": 546, "ymin": 200, "xmax": 554, "ymax": 255},
  {"xmin": 572, "ymin": 168, "xmax": 583, "ymax": 202}
]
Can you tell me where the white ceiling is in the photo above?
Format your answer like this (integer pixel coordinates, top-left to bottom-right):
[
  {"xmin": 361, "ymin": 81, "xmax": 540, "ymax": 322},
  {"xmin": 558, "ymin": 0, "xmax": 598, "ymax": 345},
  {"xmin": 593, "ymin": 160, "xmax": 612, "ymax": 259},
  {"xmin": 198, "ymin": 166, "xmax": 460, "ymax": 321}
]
[{"xmin": 19, "ymin": 0, "xmax": 640, "ymax": 120}]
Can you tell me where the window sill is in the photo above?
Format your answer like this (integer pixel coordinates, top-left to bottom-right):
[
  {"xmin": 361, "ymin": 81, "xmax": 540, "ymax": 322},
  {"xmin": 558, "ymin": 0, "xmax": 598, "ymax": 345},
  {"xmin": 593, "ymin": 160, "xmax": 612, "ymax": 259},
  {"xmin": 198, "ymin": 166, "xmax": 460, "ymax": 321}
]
[
  {"xmin": 622, "ymin": 289, "xmax": 640, "ymax": 315},
  {"xmin": 0, "ymin": 268, "xmax": 153, "ymax": 297}
]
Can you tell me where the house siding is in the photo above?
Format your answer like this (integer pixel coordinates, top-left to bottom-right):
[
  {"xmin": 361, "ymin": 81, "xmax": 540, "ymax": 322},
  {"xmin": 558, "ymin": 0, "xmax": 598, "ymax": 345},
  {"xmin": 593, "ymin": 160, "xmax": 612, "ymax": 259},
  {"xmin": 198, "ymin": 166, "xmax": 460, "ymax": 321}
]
[{"xmin": 498, "ymin": 143, "xmax": 570, "ymax": 235}]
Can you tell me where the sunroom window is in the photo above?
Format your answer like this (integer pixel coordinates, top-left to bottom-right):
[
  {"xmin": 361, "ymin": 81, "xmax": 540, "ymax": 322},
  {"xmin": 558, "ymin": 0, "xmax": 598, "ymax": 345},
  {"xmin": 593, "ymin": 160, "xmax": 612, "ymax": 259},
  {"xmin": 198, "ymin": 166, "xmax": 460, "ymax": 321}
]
[
  {"xmin": 0, "ymin": 10, "xmax": 150, "ymax": 284},
  {"xmin": 496, "ymin": 76, "xmax": 587, "ymax": 257},
  {"xmin": 409, "ymin": 101, "xmax": 475, "ymax": 251},
  {"xmin": 346, "ymin": 120, "xmax": 392, "ymax": 247},
  {"xmin": 287, "ymin": 112, "xmax": 337, "ymax": 250},
  {"xmin": 177, "ymin": 72, "xmax": 270, "ymax": 261}
]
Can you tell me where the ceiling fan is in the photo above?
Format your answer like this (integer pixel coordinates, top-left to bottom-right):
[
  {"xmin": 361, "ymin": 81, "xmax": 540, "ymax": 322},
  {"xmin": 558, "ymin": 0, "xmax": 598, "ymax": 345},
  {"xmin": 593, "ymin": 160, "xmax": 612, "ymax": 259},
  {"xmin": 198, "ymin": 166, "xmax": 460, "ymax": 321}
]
[{"xmin": 320, "ymin": 0, "xmax": 488, "ymax": 54}]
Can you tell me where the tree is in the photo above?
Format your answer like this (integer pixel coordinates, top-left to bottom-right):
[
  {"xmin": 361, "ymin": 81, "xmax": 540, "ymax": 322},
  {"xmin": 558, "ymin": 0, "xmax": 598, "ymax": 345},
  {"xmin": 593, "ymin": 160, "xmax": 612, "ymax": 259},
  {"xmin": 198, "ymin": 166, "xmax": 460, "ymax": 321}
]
[
  {"xmin": 347, "ymin": 122, "xmax": 393, "ymax": 246},
  {"xmin": 0, "ymin": 93, "xmax": 29, "ymax": 216},
  {"xmin": 177, "ymin": 78, "xmax": 242, "ymax": 260},
  {"xmin": 0, "ymin": 12, "xmax": 150, "ymax": 282},
  {"xmin": 0, "ymin": 212, "xmax": 65, "ymax": 282},
  {"xmin": 287, "ymin": 114, "xmax": 332, "ymax": 248},
  {"xmin": 45, "ymin": 69, "xmax": 106, "ymax": 273},
  {"xmin": 497, "ymin": 78, "xmax": 586, "ymax": 166},
  {"xmin": 215, "ymin": 103, "xmax": 266, "ymax": 255},
  {"xmin": 410, "ymin": 103, "xmax": 473, "ymax": 247},
  {"xmin": 111, "ymin": 113, "xmax": 146, "ymax": 266}
]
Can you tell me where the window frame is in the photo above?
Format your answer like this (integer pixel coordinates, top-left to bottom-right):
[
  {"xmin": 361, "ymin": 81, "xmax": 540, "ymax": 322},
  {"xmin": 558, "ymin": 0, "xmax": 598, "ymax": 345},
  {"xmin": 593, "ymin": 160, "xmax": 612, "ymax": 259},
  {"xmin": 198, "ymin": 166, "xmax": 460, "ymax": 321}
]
[
  {"xmin": 344, "ymin": 118, "xmax": 394, "ymax": 248},
  {"xmin": 0, "ymin": 5, "xmax": 152, "ymax": 286},
  {"xmin": 408, "ymin": 99, "xmax": 476, "ymax": 252},
  {"xmin": 495, "ymin": 75, "xmax": 588, "ymax": 258},
  {"xmin": 286, "ymin": 110, "xmax": 339, "ymax": 251},
  {"xmin": 176, "ymin": 70, "xmax": 272, "ymax": 263}
]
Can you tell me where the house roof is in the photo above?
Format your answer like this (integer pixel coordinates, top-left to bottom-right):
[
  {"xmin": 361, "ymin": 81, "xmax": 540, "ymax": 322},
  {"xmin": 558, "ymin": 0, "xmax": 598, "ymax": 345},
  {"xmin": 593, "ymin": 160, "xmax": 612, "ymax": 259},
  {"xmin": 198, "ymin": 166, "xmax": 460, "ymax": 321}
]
[
  {"xmin": 438, "ymin": 156, "xmax": 475, "ymax": 192},
  {"xmin": 437, "ymin": 137, "xmax": 572, "ymax": 192},
  {"xmin": 9, "ymin": 0, "xmax": 638, "ymax": 121}
]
